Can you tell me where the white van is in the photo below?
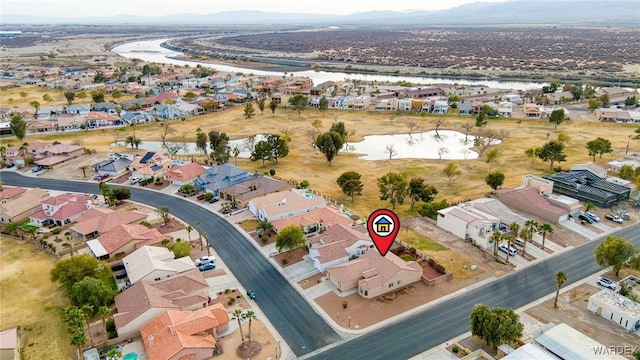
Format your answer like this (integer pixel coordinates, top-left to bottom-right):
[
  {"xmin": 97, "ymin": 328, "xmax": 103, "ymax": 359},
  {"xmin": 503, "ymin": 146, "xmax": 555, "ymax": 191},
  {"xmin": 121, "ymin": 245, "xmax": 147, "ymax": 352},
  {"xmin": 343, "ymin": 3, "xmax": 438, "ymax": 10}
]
[
  {"xmin": 514, "ymin": 237, "xmax": 525, "ymax": 247},
  {"xmin": 499, "ymin": 244, "xmax": 517, "ymax": 256}
]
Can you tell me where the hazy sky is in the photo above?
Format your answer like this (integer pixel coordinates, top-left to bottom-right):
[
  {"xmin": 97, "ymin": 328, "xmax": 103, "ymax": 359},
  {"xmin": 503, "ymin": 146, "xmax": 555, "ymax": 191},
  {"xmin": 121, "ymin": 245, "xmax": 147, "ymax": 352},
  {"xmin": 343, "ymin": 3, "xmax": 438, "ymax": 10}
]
[{"xmin": 3, "ymin": 0, "xmax": 508, "ymax": 18}]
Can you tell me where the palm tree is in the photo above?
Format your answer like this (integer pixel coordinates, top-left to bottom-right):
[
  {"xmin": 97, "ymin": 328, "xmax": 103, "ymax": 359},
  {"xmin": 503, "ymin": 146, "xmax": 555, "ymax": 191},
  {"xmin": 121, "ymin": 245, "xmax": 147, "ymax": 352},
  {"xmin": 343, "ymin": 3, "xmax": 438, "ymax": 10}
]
[
  {"xmin": 503, "ymin": 234, "xmax": 515, "ymax": 263},
  {"xmin": 185, "ymin": 225, "xmax": 193, "ymax": 246},
  {"xmin": 554, "ymin": 270, "xmax": 568, "ymax": 308},
  {"xmin": 539, "ymin": 223, "xmax": 554, "ymax": 250},
  {"xmin": 19, "ymin": 142, "xmax": 29, "ymax": 164},
  {"xmin": 508, "ymin": 222, "xmax": 521, "ymax": 255},
  {"xmin": 70, "ymin": 332, "xmax": 87, "ymax": 360},
  {"xmin": 523, "ymin": 219, "xmax": 538, "ymax": 257},
  {"xmin": 519, "ymin": 228, "xmax": 531, "ymax": 258},
  {"xmin": 97, "ymin": 305, "xmax": 111, "ymax": 343},
  {"xmin": 124, "ymin": 135, "xmax": 137, "ymax": 149},
  {"xmin": 490, "ymin": 230, "xmax": 502, "ymax": 256},
  {"xmin": 64, "ymin": 234, "xmax": 74, "ymax": 258},
  {"xmin": 81, "ymin": 304, "xmax": 94, "ymax": 346},
  {"xmin": 105, "ymin": 347, "xmax": 122, "ymax": 360},
  {"xmin": 243, "ymin": 310, "xmax": 257, "ymax": 343},
  {"xmin": 202, "ymin": 232, "xmax": 209, "ymax": 254},
  {"xmin": 255, "ymin": 219, "xmax": 273, "ymax": 236},
  {"xmin": 231, "ymin": 309, "xmax": 246, "ymax": 345},
  {"xmin": 79, "ymin": 165, "xmax": 89, "ymax": 178}
]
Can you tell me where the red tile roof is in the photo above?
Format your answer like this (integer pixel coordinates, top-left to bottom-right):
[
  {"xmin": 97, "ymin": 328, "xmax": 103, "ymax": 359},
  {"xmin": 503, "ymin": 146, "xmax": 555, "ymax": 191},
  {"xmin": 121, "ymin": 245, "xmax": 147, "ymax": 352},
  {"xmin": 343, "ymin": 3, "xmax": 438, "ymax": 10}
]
[
  {"xmin": 72, "ymin": 208, "xmax": 147, "ymax": 236},
  {"xmin": 98, "ymin": 224, "xmax": 169, "ymax": 254},
  {"xmin": 163, "ymin": 162, "xmax": 205, "ymax": 183},
  {"xmin": 0, "ymin": 187, "xmax": 26, "ymax": 201}
]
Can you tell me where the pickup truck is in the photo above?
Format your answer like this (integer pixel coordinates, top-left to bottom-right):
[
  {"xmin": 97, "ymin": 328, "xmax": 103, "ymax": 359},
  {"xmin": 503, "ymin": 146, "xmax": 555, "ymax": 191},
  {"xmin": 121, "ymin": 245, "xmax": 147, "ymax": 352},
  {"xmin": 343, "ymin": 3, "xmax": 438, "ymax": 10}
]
[{"xmin": 604, "ymin": 213, "xmax": 623, "ymax": 224}]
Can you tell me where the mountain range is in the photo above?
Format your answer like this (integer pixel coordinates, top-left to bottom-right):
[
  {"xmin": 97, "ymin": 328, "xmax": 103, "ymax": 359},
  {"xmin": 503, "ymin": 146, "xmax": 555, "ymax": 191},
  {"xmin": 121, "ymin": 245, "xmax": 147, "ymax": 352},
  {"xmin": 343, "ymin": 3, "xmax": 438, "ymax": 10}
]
[{"xmin": 2, "ymin": 0, "xmax": 639, "ymax": 25}]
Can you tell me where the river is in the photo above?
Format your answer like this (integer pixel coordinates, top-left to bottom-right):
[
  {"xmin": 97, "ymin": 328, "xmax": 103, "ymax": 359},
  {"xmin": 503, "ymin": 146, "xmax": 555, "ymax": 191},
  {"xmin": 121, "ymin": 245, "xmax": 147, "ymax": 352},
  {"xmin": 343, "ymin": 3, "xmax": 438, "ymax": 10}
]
[{"xmin": 112, "ymin": 39, "xmax": 546, "ymax": 90}]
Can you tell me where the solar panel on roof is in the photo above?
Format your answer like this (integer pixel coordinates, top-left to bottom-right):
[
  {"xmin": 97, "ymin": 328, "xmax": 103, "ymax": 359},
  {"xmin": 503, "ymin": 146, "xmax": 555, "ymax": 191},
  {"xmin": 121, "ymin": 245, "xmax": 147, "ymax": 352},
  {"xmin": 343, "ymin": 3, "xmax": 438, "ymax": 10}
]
[{"xmin": 140, "ymin": 152, "xmax": 154, "ymax": 164}]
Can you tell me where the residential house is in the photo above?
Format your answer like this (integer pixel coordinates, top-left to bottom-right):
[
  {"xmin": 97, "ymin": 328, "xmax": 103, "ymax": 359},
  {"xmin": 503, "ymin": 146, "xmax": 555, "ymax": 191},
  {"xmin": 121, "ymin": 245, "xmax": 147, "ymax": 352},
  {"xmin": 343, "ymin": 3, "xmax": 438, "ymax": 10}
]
[
  {"xmin": 153, "ymin": 104, "xmax": 181, "ymax": 120},
  {"xmin": 0, "ymin": 187, "xmax": 26, "ymax": 205},
  {"xmin": 92, "ymin": 102, "xmax": 119, "ymax": 114},
  {"xmin": 519, "ymin": 175, "xmax": 582, "ymax": 216},
  {"xmin": 87, "ymin": 224, "xmax": 171, "ymax": 260},
  {"xmin": 29, "ymin": 193, "xmax": 94, "ymax": 227},
  {"xmin": 86, "ymin": 111, "xmax": 122, "ymax": 128},
  {"xmin": 65, "ymin": 104, "xmax": 91, "ymax": 116},
  {"xmin": 53, "ymin": 115, "xmax": 86, "ymax": 131},
  {"xmin": 326, "ymin": 250, "xmax": 422, "ymax": 299},
  {"xmin": 69, "ymin": 207, "xmax": 147, "ymax": 241},
  {"xmin": 33, "ymin": 144, "xmax": 84, "ymax": 168},
  {"xmin": 436, "ymin": 204, "xmax": 500, "ymax": 249},
  {"xmin": 491, "ymin": 187, "xmax": 570, "ymax": 223},
  {"xmin": 545, "ymin": 91, "xmax": 573, "ymax": 105},
  {"xmin": 307, "ymin": 224, "xmax": 374, "ymax": 273},
  {"xmin": 92, "ymin": 156, "xmax": 131, "ymax": 177},
  {"xmin": 247, "ymin": 189, "xmax": 326, "ymax": 222},
  {"xmin": 113, "ymin": 269, "xmax": 209, "ymax": 337},
  {"xmin": 195, "ymin": 163, "xmax": 250, "ymax": 196},
  {"xmin": 497, "ymin": 101, "xmax": 513, "ymax": 117},
  {"xmin": 270, "ymin": 205, "xmax": 352, "ymax": 234},
  {"xmin": 140, "ymin": 304, "xmax": 230, "ymax": 360},
  {"xmin": 374, "ymin": 98, "xmax": 399, "ymax": 112},
  {"xmin": 35, "ymin": 105, "xmax": 64, "ymax": 119},
  {"xmin": 120, "ymin": 98, "xmax": 152, "ymax": 111},
  {"xmin": 0, "ymin": 326, "xmax": 21, "ymax": 360},
  {"xmin": 129, "ymin": 151, "xmax": 173, "ymax": 180},
  {"xmin": 173, "ymin": 101, "xmax": 203, "ymax": 118},
  {"xmin": 588, "ymin": 289, "xmax": 640, "ymax": 331},
  {"xmin": 218, "ymin": 176, "xmax": 291, "ymax": 208},
  {"xmin": 398, "ymin": 98, "xmax": 413, "ymax": 111},
  {"xmin": 0, "ymin": 188, "xmax": 50, "ymax": 224},
  {"xmin": 163, "ymin": 162, "xmax": 206, "ymax": 186},
  {"xmin": 147, "ymin": 92, "xmax": 178, "ymax": 104},
  {"xmin": 463, "ymin": 198, "xmax": 528, "ymax": 228},
  {"xmin": 458, "ymin": 102, "xmax": 473, "ymax": 115},
  {"xmin": 608, "ymin": 157, "xmax": 640, "ymax": 173},
  {"xmin": 123, "ymin": 245, "xmax": 195, "ymax": 285},
  {"xmin": 523, "ymin": 103, "xmax": 542, "ymax": 118},
  {"xmin": 432, "ymin": 100, "xmax": 449, "ymax": 114},
  {"xmin": 543, "ymin": 171, "xmax": 631, "ymax": 208},
  {"xmin": 501, "ymin": 94, "xmax": 522, "ymax": 103},
  {"xmin": 26, "ymin": 119, "xmax": 55, "ymax": 133},
  {"xmin": 122, "ymin": 111, "xmax": 154, "ymax": 124}
]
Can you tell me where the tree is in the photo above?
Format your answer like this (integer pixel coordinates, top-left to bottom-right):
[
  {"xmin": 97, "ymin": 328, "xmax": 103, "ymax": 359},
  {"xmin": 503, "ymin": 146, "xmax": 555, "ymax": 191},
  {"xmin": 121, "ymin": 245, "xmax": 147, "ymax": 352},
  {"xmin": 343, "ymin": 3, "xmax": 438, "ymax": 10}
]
[
  {"xmin": 64, "ymin": 306, "xmax": 87, "ymax": 359},
  {"xmin": 315, "ymin": 131, "xmax": 344, "ymax": 165},
  {"xmin": 250, "ymin": 140, "xmax": 272, "ymax": 165},
  {"xmin": 408, "ymin": 177, "xmax": 437, "ymax": 210},
  {"xmin": 70, "ymin": 277, "xmax": 115, "ymax": 309},
  {"xmin": 549, "ymin": 109, "xmax": 565, "ymax": 129},
  {"xmin": 112, "ymin": 187, "xmax": 131, "ymax": 203},
  {"xmin": 475, "ymin": 112, "xmax": 487, "ymax": 128},
  {"xmin": 243, "ymin": 102, "xmax": 256, "ymax": 119},
  {"xmin": 243, "ymin": 310, "xmax": 257, "ymax": 344},
  {"xmin": 377, "ymin": 172, "xmax": 408, "ymax": 210},
  {"xmin": 318, "ymin": 96, "xmax": 329, "ymax": 114},
  {"xmin": 460, "ymin": 122, "xmax": 473, "ymax": 143},
  {"xmin": 124, "ymin": 135, "xmax": 140, "ymax": 149},
  {"xmin": 29, "ymin": 100, "xmax": 41, "ymax": 114},
  {"xmin": 443, "ymin": 162, "xmax": 462, "ymax": 183},
  {"xmin": 93, "ymin": 70, "xmax": 106, "ymax": 83},
  {"xmin": 208, "ymin": 131, "xmax": 230, "ymax": 165},
  {"xmin": 556, "ymin": 132, "xmax": 571, "ymax": 145},
  {"xmin": 256, "ymin": 95, "xmax": 267, "ymax": 115},
  {"xmin": 585, "ymin": 137, "xmax": 613, "ymax": 161},
  {"xmin": 255, "ymin": 219, "xmax": 273, "ymax": 236},
  {"xmin": 599, "ymin": 93, "xmax": 610, "ymax": 107},
  {"xmin": 524, "ymin": 147, "xmax": 541, "ymax": 166},
  {"xmin": 231, "ymin": 309, "xmax": 246, "ymax": 345},
  {"xmin": 91, "ymin": 89, "xmax": 105, "ymax": 103},
  {"xmin": 522, "ymin": 219, "xmax": 538, "ymax": 258},
  {"xmin": 97, "ymin": 305, "xmax": 111, "ymax": 342},
  {"xmin": 618, "ymin": 164, "xmax": 635, "ymax": 180},
  {"xmin": 470, "ymin": 305, "xmax": 524, "ymax": 349},
  {"xmin": 159, "ymin": 120, "xmax": 176, "ymax": 147},
  {"xmin": 275, "ymin": 225, "xmax": 305, "ymax": 253},
  {"xmin": 166, "ymin": 240, "xmax": 191, "ymax": 258},
  {"xmin": 288, "ymin": 94, "xmax": 309, "ymax": 117},
  {"xmin": 63, "ymin": 91, "xmax": 76, "ymax": 105},
  {"xmin": 195, "ymin": 128, "xmax": 208, "ymax": 156},
  {"xmin": 538, "ymin": 141, "xmax": 567, "ymax": 170},
  {"xmin": 105, "ymin": 347, "xmax": 122, "ymax": 360},
  {"xmin": 588, "ymin": 98, "xmax": 603, "ymax": 112},
  {"xmin": 269, "ymin": 100, "xmax": 278, "ymax": 115},
  {"xmin": 337, "ymin": 171, "xmax": 364, "ymax": 203},
  {"xmin": 98, "ymin": 181, "xmax": 115, "ymax": 206},
  {"xmin": 594, "ymin": 236, "xmax": 638, "ymax": 276},
  {"xmin": 267, "ymin": 134, "xmax": 289, "ymax": 163},
  {"xmin": 156, "ymin": 205, "xmax": 170, "ymax": 226},
  {"xmin": 490, "ymin": 230, "xmax": 502, "ymax": 256},
  {"xmin": 538, "ymin": 223, "xmax": 554, "ymax": 250},
  {"xmin": 485, "ymin": 148, "xmax": 500, "ymax": 172},
  {"xmin": 624, "ymin": 95, "xmax": 637, "ymax": 107},
  {"xmin": 485, "ymin": 172, "xmax": 505, "ymax": 190},
  {"xmin": 79, "ymin": 165, "xmax": 89, "ymax": 178},
  {"xmin": 330, "ymin": 122, "xmax": 349, "ymax": 143},
  {"xmin": 385, "ymin": 144, "xmax": 398, "ymax": 159},
  {"xmin": 570, "ymin": 83, "xmax": 583, "ymax": 101},
  {"xmin": 9, "ymin": 115, "xmax": 27, "ymax": 142},
  {"xmin": 554, "ymin": 270, "xmax": 568, "ymax": 308},
  {"xmin": 51, "ymin": 254, "xmax": 112, "ymax": 293}
]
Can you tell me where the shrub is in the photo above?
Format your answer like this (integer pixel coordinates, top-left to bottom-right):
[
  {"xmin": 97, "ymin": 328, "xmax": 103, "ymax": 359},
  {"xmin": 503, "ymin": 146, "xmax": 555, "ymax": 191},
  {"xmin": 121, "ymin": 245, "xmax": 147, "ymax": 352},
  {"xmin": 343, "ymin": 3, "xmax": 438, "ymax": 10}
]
[
  {"xmin": 51, "ymin": 228, "xmax": 62, "ymax": 235},
  {"xmin": 299, "ymin": 180, "xmax": 310, "ymax": 188},
  {"xmin": 401, "ymin": 255, "xmax": 414, "ymax": 262},
  {"xmin": 408, "ymin": 247, "xmax": 417, "ymax": 254},
  {"xmin": 261, "ymin": 237, "xmax": 268, "ymax": 244},
  {"xmin": 224, "ymin": 289, "xmax": 231, "ymax": 294},
  {"xmin": 427, "ymin": 258, "xmax": 447, "ymax": 274},
  {"xmin": 452, "ymin": 345, "xmax": 459, "ymax": 353},
  {"xmin": 269, "ymin": 169, "xmax": 276, "ymax": 176},
  {"xmin": 342, "ymin": 300, "xmax": 348, "ymax": 309},
  {"xmin": 227, "ymin": 298, "xmax": 235, "ymax": 306},
  {"xmin": 282, "ymin": 258, "xmax": 289, "ymax": 265},
  {"xmin": 140, "ymin": 221, "xmax": 152, "ymax": 228},
  {"xmin": 390, "ymin": 246, "xmax": 405, "ymax": 255}
]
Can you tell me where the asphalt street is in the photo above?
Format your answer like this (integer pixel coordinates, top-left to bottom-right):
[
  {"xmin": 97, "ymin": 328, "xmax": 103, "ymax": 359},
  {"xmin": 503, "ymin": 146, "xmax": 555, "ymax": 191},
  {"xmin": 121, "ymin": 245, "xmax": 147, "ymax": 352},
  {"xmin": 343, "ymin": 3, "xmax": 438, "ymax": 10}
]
[
  {"xmin": 0, "ymin": 172, "xmax": 340, "ymax": 357},
  {"xmin": 3, "ymin": 172, "xmax": 639, "ymax": 359}
]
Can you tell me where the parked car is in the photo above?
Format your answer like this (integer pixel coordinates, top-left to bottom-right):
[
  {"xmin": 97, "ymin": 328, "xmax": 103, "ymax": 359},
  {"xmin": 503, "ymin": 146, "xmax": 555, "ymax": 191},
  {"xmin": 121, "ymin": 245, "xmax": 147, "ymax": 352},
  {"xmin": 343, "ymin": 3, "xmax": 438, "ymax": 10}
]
[
  {"xmin": 198, "ymin": 263, "xmax": 216, "ymax": 272},
  {"xmin": 93, "ymin": 174, "xmax": 109, "ymax": 181},
  {"xmin": 208, "ymin": 197, "xmax": 220, "ymax": 203},
  {"xmin": 130, "ymin": 176, "xmax": 141, "ymax": 184},
  {"xmin": 584, "ymin": 212, "xmax": 600, "ymax": 222},
  {"xmin": 5, "ymin": 163, "xmax": 15, "ymax": 168},
  {"xmin": 196, "ymin": 193, "xmax": 207, "ymax": 200},
  {"xmin": 195, "ymin": 256, "xmax": 216, "ymax": 266},
  {"xmin": 499, "ymin": 244, "xmax": 517, "ymax": 256},
  {"xmin": 578, "ymin": 214, "xmax": 594, "ymax": 224},
  {"xmin": 597, "ymin": 276, "xmax": 617, "ymax": 290},
  {"xmin": 31, "ymin": 166, "xmax": 43, "ymax": 173},
  {"xmin": 604, "ymin": 213, "xmax": 623, "ymax": 223}
]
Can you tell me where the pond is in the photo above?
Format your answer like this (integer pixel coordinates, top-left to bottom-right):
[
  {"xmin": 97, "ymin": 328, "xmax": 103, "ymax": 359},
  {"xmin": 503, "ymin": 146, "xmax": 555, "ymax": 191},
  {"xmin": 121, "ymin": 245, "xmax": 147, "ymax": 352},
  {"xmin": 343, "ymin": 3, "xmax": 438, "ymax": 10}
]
[
  {"xmin": 345, "ymin": 130, "xmax": 499, "ymax": 160},
  {"xmin": 113, "ymin": 130, "xmax": 496, "ymax": 161}
]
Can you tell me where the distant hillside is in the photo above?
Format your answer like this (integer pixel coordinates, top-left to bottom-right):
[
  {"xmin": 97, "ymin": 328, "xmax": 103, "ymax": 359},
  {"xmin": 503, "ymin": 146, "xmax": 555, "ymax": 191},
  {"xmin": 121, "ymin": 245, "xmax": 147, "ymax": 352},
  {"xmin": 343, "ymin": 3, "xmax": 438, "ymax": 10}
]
[{"xmin": 2, "ymin": 0, "xmax": 638, "ymax": 25}]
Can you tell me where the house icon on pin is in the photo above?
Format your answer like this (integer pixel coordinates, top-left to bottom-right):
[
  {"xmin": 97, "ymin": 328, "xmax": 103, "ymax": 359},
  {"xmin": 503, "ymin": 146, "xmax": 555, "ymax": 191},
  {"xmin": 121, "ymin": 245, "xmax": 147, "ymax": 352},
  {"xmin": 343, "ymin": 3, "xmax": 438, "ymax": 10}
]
[{"xmin": 375, "ymin": 217, "xmax": 392, "ymax": 233}]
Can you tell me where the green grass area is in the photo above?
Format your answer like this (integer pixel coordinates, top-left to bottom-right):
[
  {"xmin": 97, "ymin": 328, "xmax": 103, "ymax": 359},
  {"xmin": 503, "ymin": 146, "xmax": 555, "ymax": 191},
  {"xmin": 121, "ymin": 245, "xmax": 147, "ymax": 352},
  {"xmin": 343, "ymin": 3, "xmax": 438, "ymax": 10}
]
[
  {"xmin": 19, "ymin": 220, "xmax": 38, "ymax": 232},
  {"xmin": 400, "ymin": 229, "xmax": 447, "ymax": 252}
]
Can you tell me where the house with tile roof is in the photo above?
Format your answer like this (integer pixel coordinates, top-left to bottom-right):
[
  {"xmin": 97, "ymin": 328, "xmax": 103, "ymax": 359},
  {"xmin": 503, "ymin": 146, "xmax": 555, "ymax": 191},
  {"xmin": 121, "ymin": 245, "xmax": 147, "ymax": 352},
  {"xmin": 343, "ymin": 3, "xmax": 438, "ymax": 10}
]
[
  {"xmin": 0, "ymin": 188, "xmax": 51, "ymax": 224},
  {"xmin": 163, "ymin": 162, "xmax": 206, "ymax": 186},
  {"xmin": 123, "ymin": 245, "xmax": 195, "ymax": 285},
  {"xmin": 270, "ymin": 205, "xmax": 352, "ymax": 234},
  {"xmin": 326, "ymin": 250, "xmax": 422, "ymax": 299},
  {"xmin": 69, "ymin": 207, "xmax": 147, "ymax": 241},
  {"xmin": 436, "ymin": 204, "xmax": 500, "ymax": 249},
  {"xmin": 247, "ymin": 189, "xmax": 326, "ymax": 222},
  {"xmin": 87, "ymin": 224, "xmax": 171, "ymax": 259},
  {"xmin": 33, "ymin": 144, "xmax": 84, "ymax": 168},
  {"xmin": 491, "ymin": 187, "xmax": 570, "ymax": 223},
  {"xmin": 29, "ymin": 193, "xmax": 94, "ymax": 227},
  {"xmin": 129, "ymin": 151, "xmax": 173, "ymax": 180},
  {"xmin": 307, "ymin": 224, "xmax": 374, "ymax": 273},
  {"xmin": 195, "ymin": 163, "xmax": 250, "ymax": 196},
  {"xmin": 113, "ymin": 269, "xmax": 209, "ymax": 337},
  {"xmin": 4, "ymin": 141, "xmax": 52, "ymax": 166},
  {"xmin": 140, "ymin": 304, "xmax": 230, "ymax": 360},
  {"xmin": 218, "ymin": 176, "xmax": 291, "ymax": 208},
  {"xmin": 0, "ymin": 187, "xmax": 27, "ymax": 204},
  {"xmin": 86, "ymin": 111, "xmax": 123, "ymax": 128}
]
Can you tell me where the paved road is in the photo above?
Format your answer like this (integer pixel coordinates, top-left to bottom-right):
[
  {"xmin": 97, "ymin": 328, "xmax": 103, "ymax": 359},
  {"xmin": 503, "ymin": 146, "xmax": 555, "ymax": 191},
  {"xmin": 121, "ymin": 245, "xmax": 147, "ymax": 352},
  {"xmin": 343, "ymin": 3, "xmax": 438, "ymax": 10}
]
[
  {"xmin": 0, "ymin": 172, "xmax": 340, "ymax": 357},
  {"xmin": 309, "ymin": 224, "xmax": 640, "ymax": 360}
]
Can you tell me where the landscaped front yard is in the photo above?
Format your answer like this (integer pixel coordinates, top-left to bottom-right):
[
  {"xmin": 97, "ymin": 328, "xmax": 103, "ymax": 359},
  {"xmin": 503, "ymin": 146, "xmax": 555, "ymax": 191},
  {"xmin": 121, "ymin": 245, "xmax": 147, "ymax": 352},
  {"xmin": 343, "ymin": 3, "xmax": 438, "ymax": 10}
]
[{"xmin": 0, "ymin": 237, "xmax": 73, "ymax": 359}]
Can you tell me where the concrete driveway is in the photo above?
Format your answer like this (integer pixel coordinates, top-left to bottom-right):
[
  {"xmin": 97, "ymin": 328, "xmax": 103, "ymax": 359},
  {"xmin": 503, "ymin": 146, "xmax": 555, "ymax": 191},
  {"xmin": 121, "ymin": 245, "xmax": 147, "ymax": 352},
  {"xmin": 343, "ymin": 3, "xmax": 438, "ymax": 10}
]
[{"xmin": 560, "ymin": 219, "xmax": 600, "ymax": 240}]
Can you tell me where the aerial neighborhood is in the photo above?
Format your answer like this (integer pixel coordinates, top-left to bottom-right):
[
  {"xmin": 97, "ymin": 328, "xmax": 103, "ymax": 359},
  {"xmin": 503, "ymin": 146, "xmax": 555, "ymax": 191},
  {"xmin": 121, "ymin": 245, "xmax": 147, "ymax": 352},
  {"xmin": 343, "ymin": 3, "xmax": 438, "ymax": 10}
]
[{"xmin": 1, "ymin": 16, "xmax": 640, "ymax": 360}]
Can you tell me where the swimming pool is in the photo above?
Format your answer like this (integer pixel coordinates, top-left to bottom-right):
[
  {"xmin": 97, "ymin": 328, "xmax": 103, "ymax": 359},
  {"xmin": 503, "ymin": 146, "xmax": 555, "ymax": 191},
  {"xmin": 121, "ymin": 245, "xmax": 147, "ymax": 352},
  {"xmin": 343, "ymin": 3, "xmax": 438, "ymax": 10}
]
[
  {"xmin": 122, "ymin": 353, "xmax": 138, "ymax": 360},
  {"xmin": 304, "ymin": 193, "xmax": 316, "ymax": 199},
  {"xmin": 172, "ymin": 160, "xmax": 187, "ymax": 166}
]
